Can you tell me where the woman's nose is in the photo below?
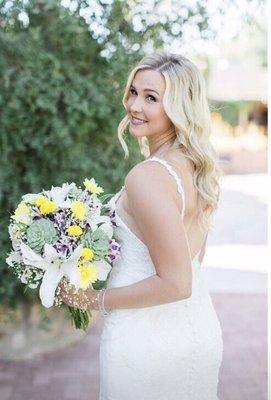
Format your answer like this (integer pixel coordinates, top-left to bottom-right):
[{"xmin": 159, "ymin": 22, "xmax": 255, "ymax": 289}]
[{"xmin": 130, "ymin": 96, "xmax": 143, "ymax": 112}]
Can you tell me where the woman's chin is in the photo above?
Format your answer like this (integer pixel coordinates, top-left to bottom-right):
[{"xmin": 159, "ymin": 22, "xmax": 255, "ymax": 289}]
[{"xmin": 129, "ymin": 126, "xmax": 148, "ymax": 137}]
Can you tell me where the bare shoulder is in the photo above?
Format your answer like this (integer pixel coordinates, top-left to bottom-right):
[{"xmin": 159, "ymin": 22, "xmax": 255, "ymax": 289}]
[
  {"xmin": 123, "ymin": 160, "xmax": 185, "ymax": 233},
  {"xmin": 125, "ymin": 159, "xmax": 177, "ymax": 197}
]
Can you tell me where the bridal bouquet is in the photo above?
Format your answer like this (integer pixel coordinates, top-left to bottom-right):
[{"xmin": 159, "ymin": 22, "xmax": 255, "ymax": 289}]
[{"xmin": 6, "ymin": 178, "xmax": 121, "ymax": 330}]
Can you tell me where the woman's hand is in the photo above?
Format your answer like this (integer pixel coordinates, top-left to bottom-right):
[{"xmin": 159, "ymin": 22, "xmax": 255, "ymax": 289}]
[{"xmin": 58, "ymin": 281, "xmax": 99, "ymax": 311}]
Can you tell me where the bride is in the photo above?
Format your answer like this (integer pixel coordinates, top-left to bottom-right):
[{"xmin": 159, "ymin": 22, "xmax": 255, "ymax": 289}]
[{"xmin": 60, "ymin": 51, "xmax": 224, "ymax": 399}]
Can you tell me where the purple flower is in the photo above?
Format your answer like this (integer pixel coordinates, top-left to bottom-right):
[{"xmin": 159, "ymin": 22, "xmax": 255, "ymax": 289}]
[
  {"xmin": 107, "ymin": 238, "xmax": 121, "ymax": 264},
  {"xmin": 53, "ymin": 233, "xmax": 76, "ymax": 258},
  {"xmin": 53, "ymin": 210, "xmax": 72, "ymax": 231},
  {"xmin": 108, "ymin": 210, "xmax": 117, "ymax": 227}
]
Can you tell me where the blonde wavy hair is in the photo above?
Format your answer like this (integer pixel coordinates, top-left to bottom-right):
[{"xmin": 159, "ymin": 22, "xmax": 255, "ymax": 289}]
[{"xmin": 117, "ymin": 51, "xmax": 223, "ymax": 233}]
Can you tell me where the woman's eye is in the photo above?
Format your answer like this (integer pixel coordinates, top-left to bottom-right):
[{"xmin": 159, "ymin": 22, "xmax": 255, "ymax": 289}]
[
  {"xmin": 146, "ymin": 94, "xmax": 156, "ymax": 102},
  {"xmin": 129, "ymin": 88, "xmax": 156, "ymax": 102}
]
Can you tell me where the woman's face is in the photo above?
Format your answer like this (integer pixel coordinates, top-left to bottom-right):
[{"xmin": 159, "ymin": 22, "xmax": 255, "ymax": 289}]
[{"xmin": 126, "ymin": 69, "xmax": 174, "ymax": 140}]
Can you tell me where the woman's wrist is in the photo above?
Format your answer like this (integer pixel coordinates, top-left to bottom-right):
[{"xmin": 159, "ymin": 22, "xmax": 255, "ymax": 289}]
[
  {"xmin": 101, "ymin": 288, "xmax": 112, "ymax": 316},
  {"xmin": 88, "ymin": 288, "xmax": 112, "ymax": 316}
]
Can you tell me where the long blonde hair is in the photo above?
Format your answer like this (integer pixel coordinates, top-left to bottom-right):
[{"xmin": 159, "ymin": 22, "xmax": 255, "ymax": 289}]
[{"xmin": 117, "ymin": 51, "xmax": 223, "ymax": 233}]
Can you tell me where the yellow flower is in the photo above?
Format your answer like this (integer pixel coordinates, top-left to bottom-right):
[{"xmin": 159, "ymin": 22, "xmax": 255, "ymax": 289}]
[
  {"xmin": 78, "ymin": 262, "xmax": 99, "ymax": 289},
  {"xmin": 83, "ymin": 178, "xmax": 104, "ymax": 195},
  {"xmin": 39, "ymin": 200, "xmax": 58, "ymax": 215},
  {"xmin": 81, "ymin": 247, "xmax": 94, "ymax": 261},
  {"xmin": 71, "ymin": 201, "xmax": 86, "ymax": 221},
  {"xmin": 67, "ymin": 225, "xmax": 83, "ymax": 236},
  {"xmin": 36, "ymin": 195, "xmax": 57, "ymax": 215},
  {"xmin": 36, "ymin": 196, "xmax": 48, "ymax": 207}
]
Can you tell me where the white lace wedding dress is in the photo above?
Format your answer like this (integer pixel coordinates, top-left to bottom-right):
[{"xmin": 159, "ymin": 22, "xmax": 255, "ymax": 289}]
[{"xmin": 99, "ymin": 156, "xmax": 223, "ymax": 400}]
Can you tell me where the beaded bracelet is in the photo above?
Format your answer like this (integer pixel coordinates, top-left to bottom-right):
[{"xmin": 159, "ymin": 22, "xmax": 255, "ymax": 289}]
[
  {"xmin": 101, "ymin": 288, "xmax": 112, "ymax": 316},
  {"xmin": 91, "ymin": 288, "xmax": 112, "ymax": 316}
]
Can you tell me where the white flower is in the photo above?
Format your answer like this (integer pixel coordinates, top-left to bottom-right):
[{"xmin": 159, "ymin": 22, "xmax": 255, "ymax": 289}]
[
  {"xmin": 91, "ymin": 196, "xmax": 102, "ymax": 211},
  {"xmin": 93, "ymin": 259, "xmax": 112, "ymax": 281},
  {"xmin": 9, "ymin": 224, "xmax": 18, "ymax": 239},
  {"xmin": 11, "ymin": 202, "xmax": 33, "ymax": 225},
  {"xmin": 20, "ymin": 242, "xmax": 83, "ymax": 308},
  {"xmin": 49, "ymin": 182, "xmax": 76, "ymax": 208},
  {"xmin": 88, "ymin": 215, "xmax": 113, "ymax": 238},
  {"xmin": 21, "ymin": 193, "xmax": 40, "ymax": 204},
  {"xmin": 20, "ymin": 267, "xmax": 32, "ymax": 284},
  {"xmin": 29, "ymin": 282, "xmax": 39, "ymax": 289},
  {"xmin": 6, "ymin": 251, "xmax": 22, "ymax": 266},
  {"xmin": 8, "ymin": 225, "xmax": 22, "ymax": 251}
]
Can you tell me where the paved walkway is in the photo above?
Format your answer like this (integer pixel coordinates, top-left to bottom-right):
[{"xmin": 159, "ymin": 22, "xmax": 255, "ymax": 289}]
[{"xmin": 0, "ymin": 292, "xmax": 267, "ymax": 400}]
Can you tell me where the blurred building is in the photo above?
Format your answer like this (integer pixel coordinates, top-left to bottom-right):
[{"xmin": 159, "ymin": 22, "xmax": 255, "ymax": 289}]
[{"xmin": 207, "ymin": 62, "xmax": 267, "ymax": 135}]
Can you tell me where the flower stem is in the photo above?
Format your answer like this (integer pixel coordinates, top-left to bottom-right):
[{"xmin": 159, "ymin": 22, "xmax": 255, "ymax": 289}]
[{"xmin": 68, "ymin": 307, "xmax": 92, "ymax": 331}]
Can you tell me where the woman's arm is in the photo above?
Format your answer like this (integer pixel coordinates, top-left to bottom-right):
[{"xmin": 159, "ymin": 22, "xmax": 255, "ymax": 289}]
[
  {"xmin": 103, "ymin": 273, "xmax": 190, "ymax": 311},
  {"xmin": 59, "ymin": 272, "xmax": 189, "ymax": 312}
]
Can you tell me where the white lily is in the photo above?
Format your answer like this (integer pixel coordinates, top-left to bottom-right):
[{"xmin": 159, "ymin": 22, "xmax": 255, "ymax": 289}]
[
  {"xmin": 89, "ymin": 215, "xmax": 113, "ymax": 238},
  {"xmin": 20, "ymin": 242, "xmax": 83, "ymax": 308},
  {"xmin": 94, "ymin": 259, "xmax": 112, "ymax": 281},
  {"xmin": 49, "ymin": 182, "xmax": 76, "ymax": 208}
]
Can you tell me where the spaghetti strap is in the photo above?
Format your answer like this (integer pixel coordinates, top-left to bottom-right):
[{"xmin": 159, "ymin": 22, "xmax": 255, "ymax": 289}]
[{"xmin": 142, "ymin": 156, "xmax": 186, "ymax": 219}]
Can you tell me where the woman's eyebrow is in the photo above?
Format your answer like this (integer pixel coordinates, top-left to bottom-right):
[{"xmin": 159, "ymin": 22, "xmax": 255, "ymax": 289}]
[{"xmin": 130, "ymin": 84, "xmax": 159, "ymax": 95}]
